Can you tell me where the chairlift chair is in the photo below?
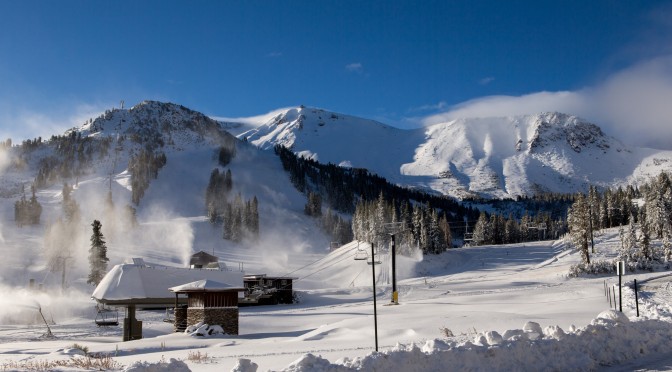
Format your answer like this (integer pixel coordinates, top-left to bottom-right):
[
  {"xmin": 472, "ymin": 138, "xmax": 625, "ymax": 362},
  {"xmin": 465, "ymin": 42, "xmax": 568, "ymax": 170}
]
[
  {"xmin": 94, "ymin": 306, "xmax": 119, "ymax": 327},
  {"xmin": 354, "ymin": 243, "xmax": 368, "ymax": 261},
  {"xmin": 367, "ymin": 258, "xmax": 382, "ymax": 265},
  {"xmin": 367, "ymin": 250, "xmax": 382, "ymax": 265}
]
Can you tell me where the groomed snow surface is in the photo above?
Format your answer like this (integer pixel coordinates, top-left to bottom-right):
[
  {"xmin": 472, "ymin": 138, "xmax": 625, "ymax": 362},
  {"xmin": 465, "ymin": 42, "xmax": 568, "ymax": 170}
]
[{"xmin": 1, "ymin": 229, "xmax": 672, "ymax": 371}]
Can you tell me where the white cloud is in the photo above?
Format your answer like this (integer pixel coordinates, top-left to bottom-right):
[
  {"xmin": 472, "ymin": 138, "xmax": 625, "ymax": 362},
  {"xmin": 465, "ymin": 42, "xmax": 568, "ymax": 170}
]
[
  {"xmin": 422, "ymin": 91, "xmax": 587, "ymax": 125},
  {"xmin": 479, "ymin": 77, "xmax": 495, "ymax": 85},
  {"xmin": 421, "ymin": 56, "xmax": 672, "ymax": 149},
  {"xmin": 408, "ymin": 101, "xmax": 448, "ymax": 113},
  {"xmin": 266, "ymin": 51, "xmax": 282, "ymax": 58},
  {"xmin": 345, "ymin": 62, "xmax": 364, "ymax": 74}
]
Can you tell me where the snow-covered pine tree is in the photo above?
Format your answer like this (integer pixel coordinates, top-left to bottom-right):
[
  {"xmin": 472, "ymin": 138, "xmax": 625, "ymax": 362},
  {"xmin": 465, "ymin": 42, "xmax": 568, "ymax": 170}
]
[
  {"xmin": 87, "ymin": 220, "xmax": 109, "ymax": 286},
  {"xmin": 618, "ymin": 213, "xmax": 638, "ymax": 262},
  {"xmin": 472, "ymin": 212, "xmax": 489, "ymax": 246},
  {"xmin": 504, "ymin": 214, "xmax": 518, "ymax": 244},
  {"xmin": 638, "ymin": 205, "xmax": 652, "ymax": 260},
  {"xmin": 428, "ymin": 208, "xmax": 445, "ymax": 254},
  {"xmin": 567, "ymin": 193, "xmax": 591, "ymax": 264},
  {"xmin": 439, "ymin": 213, "xmax": 452, "ymax": 248},
  {"xmin": 222, "ymin": 204, "xmax": 233, "ymax": 240},
  {"xmin": 250, "ymin": 196, "xmax": 259, "ymax": 240}
]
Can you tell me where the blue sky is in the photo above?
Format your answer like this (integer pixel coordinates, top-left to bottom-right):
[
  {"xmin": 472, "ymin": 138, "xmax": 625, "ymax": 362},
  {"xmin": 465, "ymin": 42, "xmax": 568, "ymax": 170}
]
[{"xmin": 1, "ymin": 1, "xmax": 672, "ymax": 147}]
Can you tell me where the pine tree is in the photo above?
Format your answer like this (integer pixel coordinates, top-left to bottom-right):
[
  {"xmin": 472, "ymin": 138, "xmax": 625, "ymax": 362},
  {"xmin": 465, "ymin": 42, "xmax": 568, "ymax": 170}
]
[
  {"xmin": 472, "ymin": 212, "xmax": 489, "ymax": 246},
  {"xmin": 438, "ymin": 214, "xmax": 452, "ymax": 248},
  {"xmin": 87, "ymin": 220, "xmax": 109, "ymax": 286},
  {"xmin": 250, "ymin": 196, "xmax": 259, "ymax": 240},
  {"xmin": 638, "ymin": 206, "xmax": 652, "ymax": 260},
  {"xmin": 568, "ymin": 193, "xmax": 591, "ymax": 264},
  {"xmin": 428, "ymin": 208, "xmax": 445, "ymax": 253}
]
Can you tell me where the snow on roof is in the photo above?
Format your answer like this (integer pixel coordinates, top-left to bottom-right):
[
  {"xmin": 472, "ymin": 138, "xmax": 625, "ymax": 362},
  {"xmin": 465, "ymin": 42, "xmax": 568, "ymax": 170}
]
[
  {"xmin": 91, "ymin": 263, "xmax": 244, "ymax": 304},
  {"xmin": 169, "ymin": 279, "xmax": 244, "ymax": 292}
]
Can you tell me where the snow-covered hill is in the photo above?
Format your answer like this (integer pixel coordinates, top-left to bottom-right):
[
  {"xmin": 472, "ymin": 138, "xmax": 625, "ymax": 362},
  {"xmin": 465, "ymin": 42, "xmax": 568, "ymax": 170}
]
[
  {"xmin": 236, "ymin": 107, "xmax": 672, "ymax": 199},
  {"xmin": 0, "ymin": 101, "xmax": 332, "ymax": 291}
]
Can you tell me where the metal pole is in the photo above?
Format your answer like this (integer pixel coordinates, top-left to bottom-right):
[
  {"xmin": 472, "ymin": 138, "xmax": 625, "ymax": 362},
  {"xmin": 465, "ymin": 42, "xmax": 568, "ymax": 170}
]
[
  {"xmin": 634, "ymin": 279, "xmax": 639, "ymax": 317},
  {"xmin": 589, "ymin": 208, "xmax": 595, "ymax": 253},
  {"xmin": 391, "ymin": 234, "xmax": 397, "ymax": 304},
  {"xmin": 618, "ymin": 268, "xmax": 622, "ymax": 312},
  {"xmin": 371, "ymin": 242, "xmax": 379, "ymax": 352},
  {"xmin": 608, "ymin": 286, "xmax": 612, "ymax": 307},
  {"xmin": 612, "ymin": 285, "xmax": 617, "ymax": 311}
]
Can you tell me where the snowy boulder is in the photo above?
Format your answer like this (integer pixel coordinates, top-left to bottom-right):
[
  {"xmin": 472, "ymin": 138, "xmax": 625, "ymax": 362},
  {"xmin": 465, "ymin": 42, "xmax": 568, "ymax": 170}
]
[
  {"xmin": 231, "ymin": 358, "xmax": 258, "ymax": 372},
  {"xmin": 523, "ymin": 321, "xmax": 543, "ymax": 340},
  {"xmin": 283, "ymin": 353, "xmax": 342, "ymax": 372},
  {"xmin": 473, "ymin": 334, "xmax": 488, "ymax": 346},
  {"xmin": 595, "ymin": 310, "xmax": 630, "ymax": 325},
  {"xmin": 543, "ymin": 325, "xmax": 566, "ymax": 340},
  {"xmin": 185, "ymin": 323, "xmax": 227, "ymax": 337},
  {"xmin": 421, "ymin": 339, "xmax": 452, "ymax": 353},
  {"xmin": 502, "ymin": 329, "xmax": 525, "ymax": 341},
  {"xmin": 124, "ymin": 358, "xmax": 191, "ymax": 372},
  {"xmin": 485, "ymin": 331, "xmax": 503, "ymax": 345},
  {"xmin": 185, "ymin": 321, "xmax": 204, "ymax": 333}
]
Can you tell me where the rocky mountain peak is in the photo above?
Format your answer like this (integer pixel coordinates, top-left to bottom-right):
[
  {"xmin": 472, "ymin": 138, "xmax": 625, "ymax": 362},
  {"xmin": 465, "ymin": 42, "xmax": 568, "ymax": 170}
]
[{"xmin": 529, "ymin": 112, "xmax": 616, "ymax": 153}]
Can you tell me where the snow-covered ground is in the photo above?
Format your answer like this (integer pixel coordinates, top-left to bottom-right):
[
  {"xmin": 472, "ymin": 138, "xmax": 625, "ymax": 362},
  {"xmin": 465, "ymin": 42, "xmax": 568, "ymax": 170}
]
[
  {"xmin": 1, "ymin": 103, "xmax": 671, "ymax": 370},
  {"xmin": 1, "ymin": 229, "xmax": 671, "ymax": 371}
]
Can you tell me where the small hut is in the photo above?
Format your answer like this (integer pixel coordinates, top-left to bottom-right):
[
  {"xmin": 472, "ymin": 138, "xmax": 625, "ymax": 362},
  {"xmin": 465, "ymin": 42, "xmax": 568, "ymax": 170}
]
[
  {"xmin": 189, "ymin": 251, "xmax": 219, "ymax": 269},
  {"xmin": 169, "ymin": 279, "xmax": 245, "ymax": 335}
]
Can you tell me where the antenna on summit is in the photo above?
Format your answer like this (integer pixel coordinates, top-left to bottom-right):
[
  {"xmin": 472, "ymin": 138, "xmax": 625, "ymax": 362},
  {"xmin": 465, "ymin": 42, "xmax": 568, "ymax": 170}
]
[{"xmin": 120, "ymin": 100, "xmax": 124, "ymax": 110}]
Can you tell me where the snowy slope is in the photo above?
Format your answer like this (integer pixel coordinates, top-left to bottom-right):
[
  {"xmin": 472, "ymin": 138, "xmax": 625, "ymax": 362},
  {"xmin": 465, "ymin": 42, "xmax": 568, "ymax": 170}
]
[
  {"xmin": 238, "ymin": 108, "xmax": 672, "ymax": 199},
  {"xmin": 2, "ymin": 230, "xmax": 672, "ymax": 371},
  {"xmin": 0, "ymin": 101, "xmax": 332, "ymax": 292}
]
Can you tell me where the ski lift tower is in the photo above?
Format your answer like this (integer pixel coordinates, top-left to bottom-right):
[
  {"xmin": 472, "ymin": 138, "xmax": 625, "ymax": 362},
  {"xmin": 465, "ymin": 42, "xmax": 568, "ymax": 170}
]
[{"xmin": 384, "ymin": 222, "xmax": 405, "ymax": 305}]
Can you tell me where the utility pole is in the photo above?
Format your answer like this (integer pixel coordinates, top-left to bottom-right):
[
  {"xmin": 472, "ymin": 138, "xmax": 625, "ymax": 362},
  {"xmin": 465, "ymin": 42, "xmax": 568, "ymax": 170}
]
[
  {"xmin": 391, "ymin": 234, "xmax": 397, "ymax": 304},
  {"xmin": 384, "ymin": 222, "xmax": 404, "ymax": 305},
  {"xmin": 370, "ymin": 242, "xmax": 379, "ymax": 352},
  {"xmin": 589, "ymin": 207, "xmax": 595, "ymax": 253}
]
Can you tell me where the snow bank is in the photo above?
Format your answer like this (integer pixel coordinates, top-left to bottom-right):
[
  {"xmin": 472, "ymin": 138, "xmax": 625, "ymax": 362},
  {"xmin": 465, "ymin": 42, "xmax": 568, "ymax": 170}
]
[
  {"xmin": 232, "ymin": 358, "xmax": 259, "ymax": 372},
  {"xmin": 123, "ymin": 358, "xmax": 190, "ymax": 372},
  {"xmin": 279, "ymin": 310, "xmax": 672, "ymax": 371}
]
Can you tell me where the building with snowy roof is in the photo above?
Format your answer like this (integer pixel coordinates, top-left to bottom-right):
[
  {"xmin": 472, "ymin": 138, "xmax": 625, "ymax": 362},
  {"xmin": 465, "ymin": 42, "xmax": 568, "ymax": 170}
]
[
  {"xmin": 91, "ymin": 258, "xmax": 244, "ymax": 340},
  {"xmin": 169, "ymin": 279, "xmax": 245, "ymax": 335}
]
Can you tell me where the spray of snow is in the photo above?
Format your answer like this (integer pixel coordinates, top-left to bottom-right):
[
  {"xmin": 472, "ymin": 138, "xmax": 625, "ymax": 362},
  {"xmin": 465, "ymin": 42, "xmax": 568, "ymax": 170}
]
[{"xmin": 0, "ymin": 284, "xmax": 93, "ymax": 325}]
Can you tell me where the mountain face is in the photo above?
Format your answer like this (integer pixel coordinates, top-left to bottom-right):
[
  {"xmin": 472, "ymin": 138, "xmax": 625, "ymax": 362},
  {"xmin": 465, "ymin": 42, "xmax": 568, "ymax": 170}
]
[
  {"xmin": 237, "ymin": 108, "xmax": 672, "ymax": 199},
  {"xmin": 0, "ymin": 101, "xmax": 331, "ymax": 289}
]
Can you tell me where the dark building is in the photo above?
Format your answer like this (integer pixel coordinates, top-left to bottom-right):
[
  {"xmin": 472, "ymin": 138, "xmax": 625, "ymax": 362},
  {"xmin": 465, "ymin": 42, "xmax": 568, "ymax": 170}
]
[
  {"xmin": 189, "ymin": 251, "xmax": 219, "ymax": 269},
  {"xmin": 240, "ymin": 275, "xmax": 296, "ymax": 306}
]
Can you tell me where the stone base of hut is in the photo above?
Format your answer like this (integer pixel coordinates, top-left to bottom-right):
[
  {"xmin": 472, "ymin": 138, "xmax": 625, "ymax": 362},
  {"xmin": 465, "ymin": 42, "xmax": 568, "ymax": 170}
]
[
  {"xmin": 185, "ymin": 307, "xmax": 239, "ymax": 335},
  {"xmin": 174, "ymin": 306, "xmax": 188, "ymax": 333}
]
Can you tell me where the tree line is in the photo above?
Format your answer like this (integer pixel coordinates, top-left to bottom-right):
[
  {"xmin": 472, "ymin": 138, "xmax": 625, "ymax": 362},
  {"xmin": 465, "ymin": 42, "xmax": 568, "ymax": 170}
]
[
  {"xmin": 204, "ymin": 167, "xmax": 260, "ymax": 243},
  {"xmin": 568, "ymin": 173, "xmax": 672, "ymax": 276}
]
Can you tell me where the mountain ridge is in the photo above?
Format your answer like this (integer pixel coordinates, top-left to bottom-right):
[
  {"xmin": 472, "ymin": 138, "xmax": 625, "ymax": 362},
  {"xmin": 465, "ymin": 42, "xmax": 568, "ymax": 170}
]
[{"xmin": 234, "ymin": 106, "xmax": 672, "ymax": 199}]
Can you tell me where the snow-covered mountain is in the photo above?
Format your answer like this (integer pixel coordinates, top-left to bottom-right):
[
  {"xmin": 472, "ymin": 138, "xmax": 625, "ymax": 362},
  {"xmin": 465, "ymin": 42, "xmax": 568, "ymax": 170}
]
[
  {"xmin": 0, "ymin": 101, "xmax": 332, "ymax": 290},
  {"xmin": 236, "ymin": 107, "xmax": 672, "ymax": 199}
]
